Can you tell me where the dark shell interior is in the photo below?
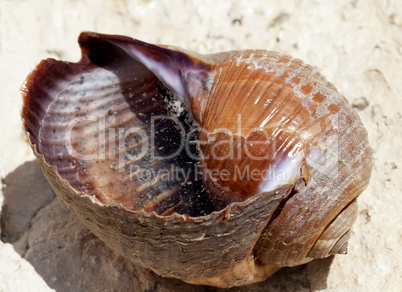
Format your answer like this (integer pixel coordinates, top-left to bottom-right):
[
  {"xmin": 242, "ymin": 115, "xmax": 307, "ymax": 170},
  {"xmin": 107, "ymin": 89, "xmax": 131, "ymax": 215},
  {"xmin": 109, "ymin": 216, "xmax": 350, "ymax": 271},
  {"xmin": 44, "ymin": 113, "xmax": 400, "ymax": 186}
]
[{"xmin": 22, "ymin": 35, "xmax": 215, "ymax": 216}]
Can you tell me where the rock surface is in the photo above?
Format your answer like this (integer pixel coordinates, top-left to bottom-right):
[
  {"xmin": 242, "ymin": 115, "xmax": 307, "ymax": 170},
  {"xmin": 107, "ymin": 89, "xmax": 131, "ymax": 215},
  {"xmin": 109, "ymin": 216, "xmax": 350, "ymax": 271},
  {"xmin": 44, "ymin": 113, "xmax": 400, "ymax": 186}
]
[{"xmin": 0, "ymin": 0, "xmax": 401, "ymax": 291}]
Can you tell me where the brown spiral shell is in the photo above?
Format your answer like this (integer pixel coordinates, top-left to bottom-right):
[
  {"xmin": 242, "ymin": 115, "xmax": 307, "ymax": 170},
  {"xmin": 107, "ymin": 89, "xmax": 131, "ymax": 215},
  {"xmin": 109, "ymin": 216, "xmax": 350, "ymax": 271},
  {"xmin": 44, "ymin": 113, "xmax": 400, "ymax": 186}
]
[{"xmin": 21, "ymin": 32, "xmax": 373, "ymax": 287}]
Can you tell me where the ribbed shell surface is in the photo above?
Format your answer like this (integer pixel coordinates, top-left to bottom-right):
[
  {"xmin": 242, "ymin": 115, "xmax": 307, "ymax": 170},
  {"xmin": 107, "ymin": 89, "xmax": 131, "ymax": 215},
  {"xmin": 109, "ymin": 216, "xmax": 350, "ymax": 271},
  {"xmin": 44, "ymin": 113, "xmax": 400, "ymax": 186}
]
[
  {"xmin": 193, "ymin": 51, "xmax": 373, "ymax": 266},
  {"xmin": 21, "ymin": 32, "xmax": 373, "ymax": 287}
]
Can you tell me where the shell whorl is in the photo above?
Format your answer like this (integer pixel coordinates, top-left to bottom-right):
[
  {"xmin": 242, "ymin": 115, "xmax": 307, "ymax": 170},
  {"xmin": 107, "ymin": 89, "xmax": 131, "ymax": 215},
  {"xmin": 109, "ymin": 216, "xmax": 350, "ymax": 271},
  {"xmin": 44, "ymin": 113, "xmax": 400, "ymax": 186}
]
[
  {"xmin": 185, "ymin": 50, "xmax": 372, "ymax": 266},
  {"xmin": 21, "ymin": 32, "xmax": 373, "ymax": 287}
]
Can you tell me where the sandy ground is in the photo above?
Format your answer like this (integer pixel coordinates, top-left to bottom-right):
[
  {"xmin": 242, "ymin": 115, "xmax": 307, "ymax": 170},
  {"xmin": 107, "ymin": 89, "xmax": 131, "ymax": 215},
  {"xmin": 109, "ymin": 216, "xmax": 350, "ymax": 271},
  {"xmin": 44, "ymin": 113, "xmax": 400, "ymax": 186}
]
[{"xmin": 0, "ymin": 0, "xmax": 401, "ymax": 291}]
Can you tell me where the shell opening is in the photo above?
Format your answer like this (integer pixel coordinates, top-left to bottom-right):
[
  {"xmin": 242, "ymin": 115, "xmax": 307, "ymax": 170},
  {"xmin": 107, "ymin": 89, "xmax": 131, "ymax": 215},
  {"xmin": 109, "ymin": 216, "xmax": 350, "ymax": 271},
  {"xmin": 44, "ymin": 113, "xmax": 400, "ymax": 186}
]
[
  {"xmin": 23, "ymin": 33, "xmax": 217, "ymax": 216},
  {"xmin": 21, "ymin": 33, "xmax": 315, "ymax": 217}
]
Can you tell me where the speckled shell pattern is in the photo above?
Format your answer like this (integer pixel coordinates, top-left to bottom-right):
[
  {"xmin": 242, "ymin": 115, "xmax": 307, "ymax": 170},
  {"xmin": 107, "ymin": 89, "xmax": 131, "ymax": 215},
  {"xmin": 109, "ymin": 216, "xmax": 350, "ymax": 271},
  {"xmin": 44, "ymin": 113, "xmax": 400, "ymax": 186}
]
[{"xmin": 21, "ymin": 32, "xmax": 373, "ymax": 288}]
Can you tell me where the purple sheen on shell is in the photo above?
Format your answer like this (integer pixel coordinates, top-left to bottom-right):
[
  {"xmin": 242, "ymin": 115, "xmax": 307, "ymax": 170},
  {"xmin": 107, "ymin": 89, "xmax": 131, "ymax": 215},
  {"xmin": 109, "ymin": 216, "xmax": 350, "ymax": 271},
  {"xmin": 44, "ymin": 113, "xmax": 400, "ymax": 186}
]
[{"xmin": 21, "ymin": 32, "xmax": 373, "ymax": 288}]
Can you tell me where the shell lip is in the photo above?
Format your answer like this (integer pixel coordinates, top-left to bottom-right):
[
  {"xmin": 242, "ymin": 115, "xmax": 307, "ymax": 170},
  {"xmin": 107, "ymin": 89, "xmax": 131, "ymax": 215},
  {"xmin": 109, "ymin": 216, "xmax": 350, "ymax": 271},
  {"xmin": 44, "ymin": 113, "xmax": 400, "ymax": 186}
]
[{"xmin": 78, "ymin": 31, "xmax": 213, "ymax": 71}]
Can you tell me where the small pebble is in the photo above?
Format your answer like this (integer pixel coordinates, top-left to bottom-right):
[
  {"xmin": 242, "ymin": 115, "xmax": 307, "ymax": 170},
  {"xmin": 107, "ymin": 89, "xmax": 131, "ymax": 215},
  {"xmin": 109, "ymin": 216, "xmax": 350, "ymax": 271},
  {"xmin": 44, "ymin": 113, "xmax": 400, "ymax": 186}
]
[{"xmin": 352, "ymin": 97, "xmax": 369, "ymax": 110}]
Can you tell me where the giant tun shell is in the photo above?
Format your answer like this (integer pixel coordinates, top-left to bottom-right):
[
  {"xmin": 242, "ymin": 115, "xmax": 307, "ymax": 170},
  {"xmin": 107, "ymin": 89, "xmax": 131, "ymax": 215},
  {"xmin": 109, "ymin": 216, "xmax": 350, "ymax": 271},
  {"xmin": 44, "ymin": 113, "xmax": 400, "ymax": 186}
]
[{"xmin": 21, "ymin": 32, "xmax": 373, "ymax": 287}]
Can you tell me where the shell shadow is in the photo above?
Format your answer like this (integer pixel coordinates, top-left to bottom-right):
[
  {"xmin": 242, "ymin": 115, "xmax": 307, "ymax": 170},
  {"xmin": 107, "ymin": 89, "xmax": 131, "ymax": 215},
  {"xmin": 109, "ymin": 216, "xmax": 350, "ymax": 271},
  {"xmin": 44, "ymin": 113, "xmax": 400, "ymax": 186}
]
[{"xmin": 0, "ymin": 160, "xmax": 332, "ymax": 291}]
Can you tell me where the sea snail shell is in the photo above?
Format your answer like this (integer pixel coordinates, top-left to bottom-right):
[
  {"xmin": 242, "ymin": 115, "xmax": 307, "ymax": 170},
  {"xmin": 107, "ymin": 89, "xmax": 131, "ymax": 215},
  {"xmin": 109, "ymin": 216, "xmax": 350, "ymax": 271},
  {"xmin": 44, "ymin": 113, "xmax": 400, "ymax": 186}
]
[{"xmin": 21, "ymin": 32, "xmax": 373, "ymax": 288}]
